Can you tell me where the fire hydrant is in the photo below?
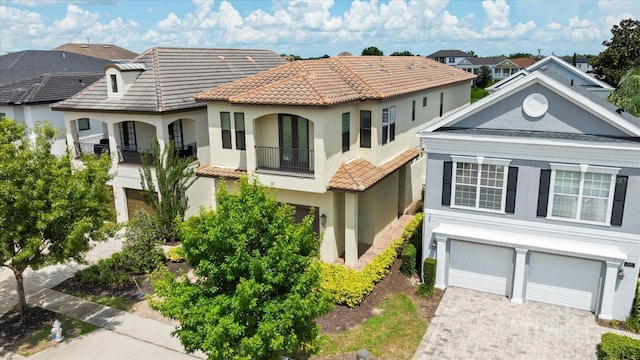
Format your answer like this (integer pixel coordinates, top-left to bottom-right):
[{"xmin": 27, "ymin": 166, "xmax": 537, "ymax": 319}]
[{"xmin": 50, "ymin": 319, "xmax": 64, "ymax": 342}]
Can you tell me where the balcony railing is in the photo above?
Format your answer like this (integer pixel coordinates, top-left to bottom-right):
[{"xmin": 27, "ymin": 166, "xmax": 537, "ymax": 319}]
[
  {"xmin": 118, "ymin": 142, "xmax": 197, "ymax": 165},
  {"xmin": 73, "ymin": 137, "xmax": 109, "ymax": 158},
  {"xmin": 255, "ymin": 146, "xmax": 314, "ymax": 177}
]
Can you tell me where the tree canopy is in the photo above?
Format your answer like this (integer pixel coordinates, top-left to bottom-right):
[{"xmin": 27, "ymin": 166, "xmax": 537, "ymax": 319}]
[
  {"xmin": 608, "ymin": 68, "xmax": 640, "ymax": 117},
  {"xmin": 476, "ymin": 65, "xmax": 493, "ymax": 88},
  {"xmin": 390, "ymin": 50, "xmax": 414, "ymax": 56},
  {"xmin": 362, "ymin": 46, "xmax": 383, "ymax": 56},
  {"xmin": 0, "ymin": 118, "xmax": 114, "ymax": 322},
  {"xmin": 149, "ymin": 177, "xmax": 332, "ymax": 359},
  {"xmin": 590, "ymin": 18, "xmax": 640, "ymax": 87},
  {"xmin": 139, "ymin": 137, "xmax": 195, "ymax": 242}
]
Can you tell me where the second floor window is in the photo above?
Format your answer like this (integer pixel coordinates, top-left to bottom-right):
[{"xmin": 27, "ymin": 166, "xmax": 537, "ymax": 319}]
[
  {"xmin": 77, "ymin": 118, "xmax": 90, "ymax": 131},
  {"xmin": 220, "ymin": 112, "xmax": 232, "ymax": 149},
  {"xmin": 382, "ymin": 106, "xmax": 396, "ymax": 145},
  {"xmin": 342, "ymin": 112, "xmax": 350, "ymax": 152},
  {"xmin": 234, "ymin": 113, "xmax": 246, "ymax": 150},
  {"xmin": 110, "ymin": 74, "xmax": 118, "ymax": 93},
  {"xmin": 169, "ymin": 119, "xmax": 183, "ymax": 150},
  {"xmin": 448, "ymin": 57, "xmax": 455, "ymax": 63},
  {"xmin": 412, "ymin": 100, "xmax": 416, "ymax": 121},
  {"xmin": 451, "ymin": 156, "xmax": 510, "ymax": 212},
  {"xmin": 360, "ymin": 110, "xmax": 371, "ymax": 148}
]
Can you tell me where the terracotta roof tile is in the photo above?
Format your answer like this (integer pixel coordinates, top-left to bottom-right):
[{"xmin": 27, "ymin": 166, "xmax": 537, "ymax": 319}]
[
  {"xmin": 195, "ymin": 56, "xmax": 476, "ymax": 106},
  {"xmin": 328, "ymin": 149, "xmax": 420, "ymax": 192},
  {"xmin": 195, "ymin": 165, "xmax": 247, "ymax": 179},
  {"xmin": 510, "ymin": 58, "xmax": 537, "ymax": 68}
]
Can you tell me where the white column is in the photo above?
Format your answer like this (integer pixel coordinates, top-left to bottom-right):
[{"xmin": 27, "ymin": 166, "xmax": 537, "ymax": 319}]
[
  {"xmin": 66, "ymin": 119, "xmax": 79, "ymax": 157},
  {"xmin": 511, "ymin": 248, "xmax": 528, "ymax": 304},
  {"xmin": 599, "ymin": 261, "xmax": 621, "ymax": 320},
  {"xmin": 156, "ymin": 122, "xmax": 168, "ymax": 156},
  {"xmin": 435, "ymin": 234, "xmax": 447, "ymax": 289},
  {"xmin": 344, "ymin": 193, "xmax": 358, "ymax": 267},
  {"xmin": 113, "ymin": 186, "xmax": 128, "ymax": 223},
  {"xmin": 108, "ymin": 122, "xmax": 120, "ymax": 168}
]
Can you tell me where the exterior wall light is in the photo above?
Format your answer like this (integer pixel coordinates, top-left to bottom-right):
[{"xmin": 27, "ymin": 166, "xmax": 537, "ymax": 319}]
[
  {"xmin": 320, "ymin": 214, "xmax": 327, "ymax": 226},
  {"xmin": 618, "ymin": 268, "xmax": 625, "ymax": 280},
  {"xmin": 430, "ymin": 239, "xmax": 437, "ymax": 249}
]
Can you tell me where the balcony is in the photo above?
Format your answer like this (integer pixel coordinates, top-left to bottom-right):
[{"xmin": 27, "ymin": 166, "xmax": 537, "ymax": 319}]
[
  {"xmin": 117, "ymin": 142, "xmax": 197, "ymax": 165},
  {"xmin": 73, "ymin": 137, "xmax": 110, "ymax": 158},
  {"xmin": 255, "ymin": 146, "xmax": 314, "ymax": 177}
]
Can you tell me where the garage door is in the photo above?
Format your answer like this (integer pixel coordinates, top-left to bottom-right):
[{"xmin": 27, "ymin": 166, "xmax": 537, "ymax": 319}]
[
  {"xmin": 449, "ymin": 241, "xmax": 514, "ymax": 296},
  {"xmin": 126, "ymin": 188, "xmax": 155, "ymax": 217},
  {"xmin": 527, "ymin": 252, "xmax": 601, "ymax": 311}
]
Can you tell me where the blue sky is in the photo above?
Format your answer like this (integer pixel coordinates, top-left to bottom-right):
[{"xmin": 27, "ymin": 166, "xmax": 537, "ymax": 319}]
[{"xmin": 1, "ymin": 0, "xmax": 638, "ymax": 58}]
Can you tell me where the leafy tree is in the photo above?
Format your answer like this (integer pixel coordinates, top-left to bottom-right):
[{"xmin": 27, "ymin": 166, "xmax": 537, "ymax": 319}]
[
  {"xmin": 476, "ymin": 65, "xmax": 493, "ymax": 88},
  {"xmin": 149, "ymin": 177, "xmax": 332, "ymax": 359},
  {"xmin": 362, "ymin": 46, "xmax": 383, "ymax": 56},
  {"xmin": 508, "ymin": 52, "xmax": 532, "ymax": 59},
  {"xmin": 390, "ymin": 50, "xmax": 414, "ymax": 56},
  {"xmin": 139, "ymin": 137, "xmax": 195, "ymax": 243},
  {"xmin": 0, "ymin": 118, "xmax": 114, "ymax": 322},
  {"xmin": 572, "ymin": 52, "xmax": 577, "ymax": 67},
  {"xmin": 467, "ymin": 50, "xmax": 477, "ymax": 57},
  {"xmin": 608, "ymin": 68, "xmax": 640, "ymax": 117},
  {"xmin": 590, "ymin": 18, "xmax": 640, "ymax": 87}
]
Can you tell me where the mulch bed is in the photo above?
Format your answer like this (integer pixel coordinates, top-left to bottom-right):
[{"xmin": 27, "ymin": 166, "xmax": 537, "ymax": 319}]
[{"xmin": 0, "ymin": 306, "xmax": 57, "ymax": 349}]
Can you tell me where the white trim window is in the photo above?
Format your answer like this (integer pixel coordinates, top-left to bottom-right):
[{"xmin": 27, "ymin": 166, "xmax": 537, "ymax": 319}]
[
  {"xmin": 451, "ymin": 156, "xmax": 510, "ymax": 212},
  {"xmin": 548, "ymin": 164, "xmax": 619, "ymax": 225}
]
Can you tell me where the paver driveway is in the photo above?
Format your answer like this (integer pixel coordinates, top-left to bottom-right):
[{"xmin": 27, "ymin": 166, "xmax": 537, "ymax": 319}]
[{"xmin": 413, "ymin": 287, "xmax": 639, "ymax": 359}]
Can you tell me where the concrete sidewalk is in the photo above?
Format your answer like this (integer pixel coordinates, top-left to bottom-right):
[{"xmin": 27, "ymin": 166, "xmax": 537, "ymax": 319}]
[{"xmin": 1, "ymin": 236, "xmax": 205, "ymax": 359}]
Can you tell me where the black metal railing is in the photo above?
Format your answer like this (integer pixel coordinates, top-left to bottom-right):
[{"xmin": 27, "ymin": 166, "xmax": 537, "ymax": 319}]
[
  {"xmin": 255, "ymin": 146, "xmax": 314, "ymax": 176},
  {"xmin": 176, "ymin": 142, "xmax": 197, "ymax": 159},
  {"xmin": 117, "ymin": 146, "xmax": 152, "ymax": 165},
  {"xmin": 73, "ymin": 137, "xmax": 110, "ymax": 158}
]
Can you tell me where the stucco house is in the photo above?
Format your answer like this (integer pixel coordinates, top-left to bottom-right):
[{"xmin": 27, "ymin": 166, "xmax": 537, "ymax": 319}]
[
  {"xmin": 51, "ymin": 47, "xmax": 287, "ymax": 220},
  {"xmin": 193, "ymin": 56, "xmax": 476, "ymax": 266},
  {"xmin": 488, "ymin": 54, "xmax": 613, "ymax": 98},
  {"xmin": 418, "ymin": 66, "xmax": 640, "ymax": 320},
  {"xmin": 0, "ymin": 50, "xmax": 113, "ymax": 155},
  {"xmin": 53, "ymin": 43, "xmax": 138, "ymax": 62}
]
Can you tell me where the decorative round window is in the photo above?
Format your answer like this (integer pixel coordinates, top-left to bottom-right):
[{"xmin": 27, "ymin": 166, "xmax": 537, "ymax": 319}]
[{"xmin": 522, "ymin": 93, "xmax": 549, "ymax": 118}]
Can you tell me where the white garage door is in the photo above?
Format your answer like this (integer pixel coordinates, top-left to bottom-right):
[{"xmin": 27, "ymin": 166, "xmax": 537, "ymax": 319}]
[
  {"xmin": 527, "ymin": 252, "xmax": 602, "ymax": 311},
  {"xmin": 449, "ymin": 240, "xmax": 514, "ymax": 296}
]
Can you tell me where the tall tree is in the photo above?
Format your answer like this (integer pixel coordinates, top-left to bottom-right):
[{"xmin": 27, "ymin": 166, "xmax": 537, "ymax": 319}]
[
  {"xmin": 0, "ymin": 118, "xmax": 114, "ymax": 322},
  {"xmin": 572, "ymin": 52, "xmax": 577, "ymax": 67},
  {"xmin": 590, "ymin": 18, "xmax": 640, "ymax": 87},
  {"xmin": 390, "ymin": 50, "xmax": 414, "ymax": 56},
  {"xmin": 139, "ymin": 137, "xmax": 196, "ymax": 243},
  {"xmin": 362, "ymin": 46, "xmax": 383, "ymax": 56},
  {"xmin": 476, "ymin": 65, "xmax": 493, "ymax": 88},
  {"xmin": 149, "ymin": 177, "xmax": 332, "ymax": 359},
  {"xmin": 608, "ymin": 68, "xmax": 640, "ymax": 117}
]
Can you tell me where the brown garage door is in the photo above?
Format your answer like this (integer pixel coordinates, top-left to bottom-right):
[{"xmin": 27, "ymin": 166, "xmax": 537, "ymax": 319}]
[{"xmin": 126, "ymin": 188, "xmax": 156, "ymax": 217}]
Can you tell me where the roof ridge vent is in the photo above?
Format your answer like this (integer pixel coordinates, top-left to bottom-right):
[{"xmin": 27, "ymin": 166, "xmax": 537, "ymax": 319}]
[{"xmin": 246, "ymin": 55, "xmax": 255, "ymax": 62}]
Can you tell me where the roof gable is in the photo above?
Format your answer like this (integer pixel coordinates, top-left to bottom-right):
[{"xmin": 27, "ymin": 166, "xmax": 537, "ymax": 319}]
[
  {"xmin": 53, "ymin": 43, "xmax": 138, "ymax": 61},
  {"xmin": 427, "ymin": 50, "xmax": 470, "ymax": 58},
  {"xmin": 195, "ymin": 56, "xmax": 476, "ymax": 106},
  {"xmin": 0, "ymin": 73, "xmax": 104, "ymax": 104},
  {"xmin": 527, "ymin": 54, "xmax": 613, "ymax": 89},
  {"xmin": 419, "ymin": 71, "xmax": 640, "ymax": 138}
]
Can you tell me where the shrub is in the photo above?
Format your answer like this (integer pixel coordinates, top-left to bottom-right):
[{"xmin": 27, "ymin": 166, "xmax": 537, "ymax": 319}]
[
  {"xmin": 76, "ymin": 254, "xmax": 131, "ymax": 286},
  {"xmin": 400, "ymin": 243, "xmax": 417, "ymax": 276},
  {"xmin": 166, "ymin": 245, "xmax": 186, "ymax": 263},
  {"xmin": 121, "ymin": 209, "xmax": 165, "ymax": 274},
  {"xmin": 416, "ymin": 283, "xmax": 434, "ymax": 298},
  {"xmin": 423, "ymin": 257, "xmax": 437, "ymax": 290},
  {"xmin": 598, "ymin": 332, "xmax": 640, "ymax": 359}
]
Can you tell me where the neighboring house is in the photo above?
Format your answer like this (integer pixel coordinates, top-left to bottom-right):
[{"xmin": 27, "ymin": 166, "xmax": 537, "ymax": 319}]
[
  {"xmin": 489, "ymin": 54, "xmax": 613, "ymax": 98},
  {"xmin": 0, "ymin": 50, "xmax": 112, "ymax": 155},
  {"xmin": 193, "ymin": 56, "xmax": 476, "ymax": 266},
  {"xmin": 53, "ymin": 43, "xmax": 138, "ymax": 62},
  {"xmin": 493, "ymin": 57, "xmax": 536, "ymax": 80},
  {"xmin": 456, "ymin": 57, "xmax": 502, "ymax": 75},
  {"xmin": 574, "ymin": 57, "xmax": 593, "ymax": 73},
  {"xmin": 418, "ymin": 67, "xmax": 640, "ymax": 320},
  {"xmin": 51, "ymin": 47, "xmax": 287, "ymax": 221},
  {"xmin": 427, "ymin": 50, "xmax": 471, "ymax": 66}
]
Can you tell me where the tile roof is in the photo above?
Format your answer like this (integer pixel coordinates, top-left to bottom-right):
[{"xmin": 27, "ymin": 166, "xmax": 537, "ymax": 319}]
[
  {"xmin": 427, "ymin": 50, "xmax": 470, "ymax": 58},
  {"xmin": 509, "ymin": 58, "xmax": 537, "ymax": 68},
  {"xmin": 195, "ymin": 165, "xmax": 247, "ymax": 179},
  {"xmin": 464, "ymin": 57, "xmax": 503, "ymax": 66},
  {"xmin": 328, "ymin": 149, "xmax": 420, "ymax": 192},
  {"xmin": 52, "ymin": 47, "xmax": 287, "ymax": 113},
  {"xmin": 0, "ymin": 73, "xmax": 104, "ymax": 104},
  {"xmin": 195, "ymin": 56, "xmax": 475, "ymax": 106},
  {"xmin": 0, "ymin": 50, "xmax": 110, "ymax": 85},
  {"xmin": 435, "ymin": 128, "xmax": 640, "ymax": 144},
  {"xmin": 53, "ymin": 43, "xmax": 138, "ymax": 61}
]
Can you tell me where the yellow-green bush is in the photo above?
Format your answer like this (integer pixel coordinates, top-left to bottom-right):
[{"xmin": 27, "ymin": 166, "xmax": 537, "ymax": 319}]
[
  {"xmin": 166, "ymin": 245, "xmax": 186, "ymax": 263},
  {"xmin": 320, "ymin": 214, "xmax": 423, "ymax": 307},
  {"xmin": 598, "ymin": 332, "xmax": 640, "ymax": 359}
]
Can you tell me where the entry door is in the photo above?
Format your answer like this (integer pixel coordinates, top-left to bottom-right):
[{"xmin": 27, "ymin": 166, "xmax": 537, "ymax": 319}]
[{"xmin": 279, "ymin": 115, "xmax": 309, "ymax": 170}]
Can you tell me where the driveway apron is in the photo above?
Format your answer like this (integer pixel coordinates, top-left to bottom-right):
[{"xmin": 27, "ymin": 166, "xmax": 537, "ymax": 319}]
[{"xmin": 414, "ymin": 287, "xmax": 640, "ymax": 359}]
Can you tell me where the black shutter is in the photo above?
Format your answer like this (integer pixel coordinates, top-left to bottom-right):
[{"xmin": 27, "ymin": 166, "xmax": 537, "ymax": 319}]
[
  {"xmin": 611, "ymin": 175, "xmax": 628, "ymax": 226},
  {"xmin": 442, "ymin": 161, "xmax": 453, "ymax": 206},
  {"xmin": 537, "ymin": 169, "xmax": 551, "ymax": 217},
  {"xmin": 505, "ymin": 166, "xmax": 518, "ymax": 214}
]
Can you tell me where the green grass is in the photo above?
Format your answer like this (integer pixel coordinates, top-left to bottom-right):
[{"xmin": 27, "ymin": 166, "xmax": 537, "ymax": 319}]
[
  {"xmin": 15, "ymin": 314, "xmax": 98, "ymax": 356},
  {"xmin": 315, "ymin": 293, "xmax": 427, "ymax": 359},
  {"xmin": 60, "ymin": 290, "xmax": 137, "ymax": 312},
  {"xmin": 471, "ymin": 87, "xmax": 489, "ymax": 103}
]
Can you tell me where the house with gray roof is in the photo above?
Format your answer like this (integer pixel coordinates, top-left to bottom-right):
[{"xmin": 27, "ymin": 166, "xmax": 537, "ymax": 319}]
[
  {"xmin": 426, "ymin": 50, "xmax": 471, "ymax": 66},
  {"xmin": 0, "ymin": 50, "xmax": 112, "ymax": 155},
  {"xmin": 52, "ymin": 47, "xmax": 287, "ymax": 222},
  {"xmin": 418, "ymin": 62, "xmax": 640, "ymax": 321},
  {"xmin": 53, "ymin": 43, "xmax": 138, "ymax": 62}
]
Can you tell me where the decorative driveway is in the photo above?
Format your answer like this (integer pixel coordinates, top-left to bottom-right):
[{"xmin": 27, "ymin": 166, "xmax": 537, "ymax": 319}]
[{"xmin": 413, "ymin": 287, "xmax": 639, "ymax": 359}]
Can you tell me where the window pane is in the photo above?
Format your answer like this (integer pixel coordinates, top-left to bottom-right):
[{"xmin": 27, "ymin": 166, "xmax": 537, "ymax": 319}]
[
  {"xmin": 580, "ymin": 197, "xmax": 607, "ymax": 222},
  {"xmin": 456, "ymin": 163, "xmax": 478, "ymax": 185},
  {"xmin": 234, "ymin": 113, "xmax": 245, "ymax": 130},
  {"xmin": 220, "ymin": 112, "xmax": 231, "ymax": 149},
  {"xmin": 389, "ymin": 106, "xmax": 396, "ymax": 142},
  {"xmin": 583, "ymin": 172, "xmax": 610, "ymax": 198},
  {"xmin": 220, "ymin": 112, "xmax": 231, "ymax": 130},
  {"xmin": 234, "ymin": 113, "xmax": 245, "ymax": 150},
  {"xmin": 551, "ymin": 194, "xmax": 578, "ymax": 218},
  {"xmin": 342, "ymin": 112, "xmax": 350, "ymax": 152},
  {"xmin": 382, "ymin": 108, "xmax": 389, "ymax": 144},
  {"xmin": 78, "ymin": 118, "xmax": 90, "ymax": 131},
  {"xmin": 455, "ymin": 185, "xmax": 477, "ymax": 207},
  {"xmin": 554, "ymin": 170, "xmax": 580, "ymax": 195},
  {"xmin": 360, "ymin": 110, "xmax": 371, "ymax": 148}
]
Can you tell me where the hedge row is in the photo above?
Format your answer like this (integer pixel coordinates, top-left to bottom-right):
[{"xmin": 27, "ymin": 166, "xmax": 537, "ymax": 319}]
[
  {"xmin": 319, "ymin": 213, "xmax": 424, "ymax": 307},
  {"xmin": 599, "ymin": 333, "xmax": 640, "ymax": 359}
]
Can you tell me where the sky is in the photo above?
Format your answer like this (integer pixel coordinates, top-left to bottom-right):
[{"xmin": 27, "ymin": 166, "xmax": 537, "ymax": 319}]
[{"xmin": 0, "ymin": 0, "xmax": 638, "ymax": 58}]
